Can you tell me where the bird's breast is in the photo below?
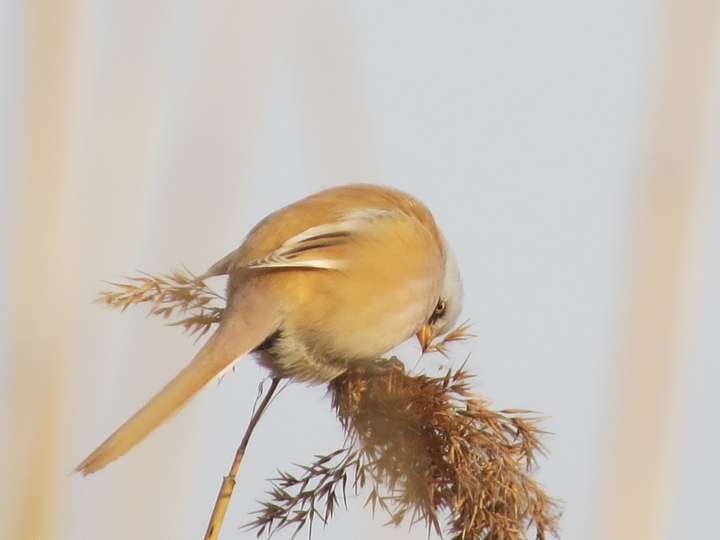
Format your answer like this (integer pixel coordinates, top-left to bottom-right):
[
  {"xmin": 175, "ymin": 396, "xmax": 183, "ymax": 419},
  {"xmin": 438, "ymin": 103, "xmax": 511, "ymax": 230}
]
[{"xmin": 253, "ymin": 271, "xmax": 438, "ymax": 384}]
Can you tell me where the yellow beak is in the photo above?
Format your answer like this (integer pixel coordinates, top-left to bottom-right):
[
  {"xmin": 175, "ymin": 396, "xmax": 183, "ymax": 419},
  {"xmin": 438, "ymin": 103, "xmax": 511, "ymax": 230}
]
[{"xmin": 416, "ymin": 324, "xmax": 435, "ymax": 353}]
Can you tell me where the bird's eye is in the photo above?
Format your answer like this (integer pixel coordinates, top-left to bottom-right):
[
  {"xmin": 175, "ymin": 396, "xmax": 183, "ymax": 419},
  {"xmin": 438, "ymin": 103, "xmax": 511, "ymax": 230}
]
[{"xmin": 430, "ymin": 299, "xmax": 447, "ymax": 323}]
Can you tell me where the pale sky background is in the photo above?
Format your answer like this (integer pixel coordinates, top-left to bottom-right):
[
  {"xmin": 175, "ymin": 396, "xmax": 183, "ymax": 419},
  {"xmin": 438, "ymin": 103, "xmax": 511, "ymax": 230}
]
[{"xmin": 1, "ymin": 1, "xmax": 719, "ymax": 539}]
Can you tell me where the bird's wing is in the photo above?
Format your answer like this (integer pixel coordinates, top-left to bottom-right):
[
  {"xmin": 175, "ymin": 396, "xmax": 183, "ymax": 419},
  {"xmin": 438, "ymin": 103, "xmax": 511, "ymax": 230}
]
[
  {"xmin": 207, "ymin": 208, "xmax": 399, "ymax": 274},
  {"xmin": 243, "ymin": 223, "xmax": 350, "ymax": 270},
  {"xmin": 204, "ymin": 184, "xmax": 442, "ymax": 278},
  {"xmin": 75, "ymin": 286, "xmax": 279, "ymax": 475},
  {"xmin": 244, "ymin": 209, "xmax": 398, "ymax": 270}
]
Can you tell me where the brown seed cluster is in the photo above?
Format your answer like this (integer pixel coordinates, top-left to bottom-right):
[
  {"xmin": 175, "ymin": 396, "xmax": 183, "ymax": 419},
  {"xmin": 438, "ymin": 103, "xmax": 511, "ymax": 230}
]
[{"xmin": 248, "ymin": 364, "xmax": 559, "ymax": 539}]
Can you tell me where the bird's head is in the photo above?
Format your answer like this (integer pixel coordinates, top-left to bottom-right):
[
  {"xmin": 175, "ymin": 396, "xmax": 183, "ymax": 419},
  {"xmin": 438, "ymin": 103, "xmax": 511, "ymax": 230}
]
[{"xmin": 417, "ymin": 245, "xmax": 463, "ymax": 352}]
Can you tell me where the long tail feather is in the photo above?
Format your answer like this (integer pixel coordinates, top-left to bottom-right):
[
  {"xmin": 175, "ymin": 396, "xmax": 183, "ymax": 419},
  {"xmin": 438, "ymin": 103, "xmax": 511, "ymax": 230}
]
[{"xmin": 76, "ymin": 298, "xmax": 277, "ymax": 475}]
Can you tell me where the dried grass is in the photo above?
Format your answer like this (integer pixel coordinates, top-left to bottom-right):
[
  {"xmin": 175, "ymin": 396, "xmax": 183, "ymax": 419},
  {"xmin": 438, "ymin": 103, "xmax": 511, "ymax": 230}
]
[
  {"xmin": 247, "ymin": 365, "xmax": 560, "ymax": 539},
  {"xmin": 99, "ymin": 269, "xmax": 560, "ymax": 539},
  {"xmin": 97, "ymin": 269, "xmax": 223, "ymax": 338},
  {"xmin": 424, "ymin": 320, "xmax": 475, "ymax": 357}
]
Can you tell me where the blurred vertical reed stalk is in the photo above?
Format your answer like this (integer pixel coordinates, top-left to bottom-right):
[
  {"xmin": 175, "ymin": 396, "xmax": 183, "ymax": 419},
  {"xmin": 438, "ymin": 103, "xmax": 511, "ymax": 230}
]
[
  {"xmin": 598, "ymin": 1, "xmax": 719, "ymax": 538},
  {"xmin": 292, "ymin": 0, "xmax": 380, "ymax": 187},
  {"xmin": 4, "ymin": 1, "xmax": 81, "ymax": 539}
]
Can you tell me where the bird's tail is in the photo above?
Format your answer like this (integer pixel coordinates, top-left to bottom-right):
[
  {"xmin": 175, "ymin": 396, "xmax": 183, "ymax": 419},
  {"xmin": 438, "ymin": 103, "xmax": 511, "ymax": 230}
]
[{"xmin": 76, "ymin": 298, "xmax": 278, "ymax": 475}]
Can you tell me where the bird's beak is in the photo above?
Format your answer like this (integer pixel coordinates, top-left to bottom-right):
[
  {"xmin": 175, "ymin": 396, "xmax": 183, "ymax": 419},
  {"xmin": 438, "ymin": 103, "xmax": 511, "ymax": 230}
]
[{"xmin": 416, "ymin": 324, "xmax": 435, "ymax": 353}]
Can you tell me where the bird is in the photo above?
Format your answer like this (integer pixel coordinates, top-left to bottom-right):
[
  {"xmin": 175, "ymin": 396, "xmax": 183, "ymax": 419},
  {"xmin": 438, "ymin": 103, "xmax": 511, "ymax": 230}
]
[{"xmin": 76, "ymin": 184, "xmax": 463, "ymax": 474}]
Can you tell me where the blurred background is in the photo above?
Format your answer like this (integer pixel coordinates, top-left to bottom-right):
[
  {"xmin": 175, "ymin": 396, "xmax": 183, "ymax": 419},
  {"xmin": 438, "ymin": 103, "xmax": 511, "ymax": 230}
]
[{"xmin": 1, "ymin": 1, "xmax": 719, "ymax": 539}]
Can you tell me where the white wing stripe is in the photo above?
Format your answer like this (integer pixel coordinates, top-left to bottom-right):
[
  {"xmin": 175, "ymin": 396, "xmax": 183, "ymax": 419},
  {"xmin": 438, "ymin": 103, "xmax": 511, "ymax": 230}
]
[
  {"xmin": 248, "ymin": 258, "xmax": 343, "ymax": 270},
  {"xmin": 245, "ymin": 207, "xmax": 399, "ymax": 271}
]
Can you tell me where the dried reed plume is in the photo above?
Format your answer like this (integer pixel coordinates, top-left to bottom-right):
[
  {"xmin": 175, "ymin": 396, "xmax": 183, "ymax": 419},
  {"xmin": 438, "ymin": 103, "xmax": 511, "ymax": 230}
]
[
  {"xmin": 248, "ymin": 365, "xmax": 559, "ymax": 539},
  {"xmin": 97, "ymin": 269, "xmax": 223, "ymax": 338},
  {"xmin": 99, "ymin": 269, "xmax": 560, "ymax": 539}
]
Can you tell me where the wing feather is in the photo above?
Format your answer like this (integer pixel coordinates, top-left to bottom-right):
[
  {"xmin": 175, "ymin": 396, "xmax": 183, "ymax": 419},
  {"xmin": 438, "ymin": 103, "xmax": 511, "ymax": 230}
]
[{"xmin": 207, "ymin": 208, "xmax": 399, "ymax": 273}]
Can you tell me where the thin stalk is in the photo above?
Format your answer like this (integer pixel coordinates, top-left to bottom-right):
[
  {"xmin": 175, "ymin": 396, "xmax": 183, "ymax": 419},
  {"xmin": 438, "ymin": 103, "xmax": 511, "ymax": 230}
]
[{"xmin": 204, "ymin": 377, "xmax": 281, "ymax": 540}]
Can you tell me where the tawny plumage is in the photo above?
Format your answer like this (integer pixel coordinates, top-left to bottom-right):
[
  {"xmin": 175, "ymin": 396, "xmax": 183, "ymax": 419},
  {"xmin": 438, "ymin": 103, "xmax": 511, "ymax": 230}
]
[{"xmin": 76, "ymin": 184, "xmax": 463, "ymax": 474}]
